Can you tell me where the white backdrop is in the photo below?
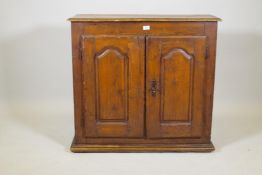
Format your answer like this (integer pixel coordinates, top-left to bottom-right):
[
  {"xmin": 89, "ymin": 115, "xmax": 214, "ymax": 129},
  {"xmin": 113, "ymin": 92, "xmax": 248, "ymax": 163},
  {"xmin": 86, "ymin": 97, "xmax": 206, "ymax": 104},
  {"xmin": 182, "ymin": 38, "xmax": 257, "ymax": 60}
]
[
  {"xmin": 1, "ymin": 0, "xmax": 262, "ymax": 113},
  {"xmin": 0, "ymin": 1, "xmax": 262, "ymax": 175}
]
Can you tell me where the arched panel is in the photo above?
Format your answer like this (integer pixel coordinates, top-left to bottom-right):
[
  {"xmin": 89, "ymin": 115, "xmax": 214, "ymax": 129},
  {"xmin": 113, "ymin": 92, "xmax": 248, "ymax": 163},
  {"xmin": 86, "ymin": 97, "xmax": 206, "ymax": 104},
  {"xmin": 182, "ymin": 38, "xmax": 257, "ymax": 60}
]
[
  {"xmin": 95, "ymin": 47, "xmax": 128, "ymax": 122},
  {"xmin": 146, "ymin": 35, "xmax": 206, "ymax": 138},
  {"xmin": 160, "ymin": 48, "xmax": 193, "ymax": 122},
  {"xmin": 81, "ymin": 35, "xmax": 145, "ymax": 138}
]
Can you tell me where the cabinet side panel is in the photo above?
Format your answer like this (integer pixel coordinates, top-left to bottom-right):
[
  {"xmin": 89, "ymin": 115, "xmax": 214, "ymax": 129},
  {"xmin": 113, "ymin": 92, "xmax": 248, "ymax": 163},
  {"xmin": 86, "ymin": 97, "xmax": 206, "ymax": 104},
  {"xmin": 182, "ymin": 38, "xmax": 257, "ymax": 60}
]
[
  {"xmin": 71, "ymin": 23, "xmax": 84, "ymax": 143},
  {"xmin": 204, "ymin": 22, "xmax": 218, "ymax": 141}
]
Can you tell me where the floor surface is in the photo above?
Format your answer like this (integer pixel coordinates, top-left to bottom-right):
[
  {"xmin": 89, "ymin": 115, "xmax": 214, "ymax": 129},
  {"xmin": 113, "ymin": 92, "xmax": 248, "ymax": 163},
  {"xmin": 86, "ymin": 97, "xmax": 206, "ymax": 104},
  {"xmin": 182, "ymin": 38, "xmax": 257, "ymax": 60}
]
[{"xmin": 0, "ymin": 103, "xmax": 262, "ymax": 175}]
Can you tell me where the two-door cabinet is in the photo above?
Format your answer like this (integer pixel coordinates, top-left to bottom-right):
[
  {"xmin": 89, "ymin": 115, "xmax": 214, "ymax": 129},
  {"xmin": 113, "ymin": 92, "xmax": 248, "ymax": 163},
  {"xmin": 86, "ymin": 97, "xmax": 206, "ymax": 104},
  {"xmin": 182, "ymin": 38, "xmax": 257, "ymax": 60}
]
[{"xmin": 69, "ymin": 14, "xmax": 221, "ymax": 152}]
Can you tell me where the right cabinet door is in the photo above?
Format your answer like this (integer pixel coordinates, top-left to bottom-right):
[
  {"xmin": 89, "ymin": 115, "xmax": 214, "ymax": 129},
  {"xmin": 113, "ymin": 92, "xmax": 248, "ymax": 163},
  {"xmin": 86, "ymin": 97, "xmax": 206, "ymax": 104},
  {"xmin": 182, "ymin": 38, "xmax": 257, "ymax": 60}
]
[{"xmin": 146, "ymin": 36, "xmax": 206, "ymax": 138}]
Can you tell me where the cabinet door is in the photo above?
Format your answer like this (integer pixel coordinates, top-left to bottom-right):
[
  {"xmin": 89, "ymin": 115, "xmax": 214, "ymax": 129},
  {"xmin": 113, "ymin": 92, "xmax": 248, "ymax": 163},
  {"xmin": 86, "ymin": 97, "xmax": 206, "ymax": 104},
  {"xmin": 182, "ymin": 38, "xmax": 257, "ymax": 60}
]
[
  {"xmin": 146, "ymin": 36, "xmax": 206, "ymax": 138},
  {"xmin": 81, "ymin": 35, "xmax": 145, "ymax": 138}
]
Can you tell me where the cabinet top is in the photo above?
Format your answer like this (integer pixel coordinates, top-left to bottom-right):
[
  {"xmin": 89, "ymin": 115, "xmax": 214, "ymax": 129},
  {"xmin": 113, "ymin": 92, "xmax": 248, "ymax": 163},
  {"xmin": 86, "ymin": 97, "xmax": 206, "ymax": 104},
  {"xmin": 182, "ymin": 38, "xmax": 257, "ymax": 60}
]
[{"xmin": 68, "ymin": 14, "xmax": 221, "ymax": 22}]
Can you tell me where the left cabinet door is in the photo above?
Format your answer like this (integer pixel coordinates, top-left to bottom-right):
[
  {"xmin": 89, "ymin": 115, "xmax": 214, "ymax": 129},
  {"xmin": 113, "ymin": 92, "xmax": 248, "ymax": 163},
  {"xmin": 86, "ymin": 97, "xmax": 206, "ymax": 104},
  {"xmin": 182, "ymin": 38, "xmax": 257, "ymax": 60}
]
[{"xmin": 80, "ymin": 35, "xmax": 145, "ymax": 138}]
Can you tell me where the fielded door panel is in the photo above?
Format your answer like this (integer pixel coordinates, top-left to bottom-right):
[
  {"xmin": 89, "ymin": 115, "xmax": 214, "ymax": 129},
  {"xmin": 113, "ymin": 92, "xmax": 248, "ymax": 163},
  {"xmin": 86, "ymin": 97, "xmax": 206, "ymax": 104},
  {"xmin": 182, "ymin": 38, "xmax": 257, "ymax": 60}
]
[
  {"xmin": 146, "ymin": 36, "xmax": 206, "ymax": 138},
  {"xmin": 81, "ymin": 35, "xmax": 145, "ymax": 138}
]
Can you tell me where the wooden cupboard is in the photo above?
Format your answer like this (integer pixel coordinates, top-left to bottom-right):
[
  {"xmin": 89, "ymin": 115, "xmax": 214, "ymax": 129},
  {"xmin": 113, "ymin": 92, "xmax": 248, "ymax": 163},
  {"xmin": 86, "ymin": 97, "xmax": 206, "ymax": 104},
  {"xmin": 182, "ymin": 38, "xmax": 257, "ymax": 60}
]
[{"xmin": 69, "ymin": 14, "xmax": 221, "ymax": 152}]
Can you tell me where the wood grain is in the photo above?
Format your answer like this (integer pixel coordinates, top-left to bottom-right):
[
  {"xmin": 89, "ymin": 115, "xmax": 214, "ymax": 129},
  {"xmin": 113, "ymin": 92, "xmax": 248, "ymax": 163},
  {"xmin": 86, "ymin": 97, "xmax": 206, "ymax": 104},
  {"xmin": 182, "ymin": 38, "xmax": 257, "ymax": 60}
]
[
  {"xmin": 70, "ymin": 15, "xmax": 220, "ymax": 152},
  {"xmin": 81, "ymin": 22, "xmax": 205, "ymax": 36},
  {"xmin": 146, "ymin": 36, "xmax": 206, "ymax": 138},
  {"xmin": 71, "ymin": 137, "xmax": 215, "ymax": 152},
  {"xmin": 68, "ymin": 14, "xmax": 221, "ymax": 22},
  {"xmin": 81, "ymin": 35, "xmax": 145, "ymax": 138}
]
